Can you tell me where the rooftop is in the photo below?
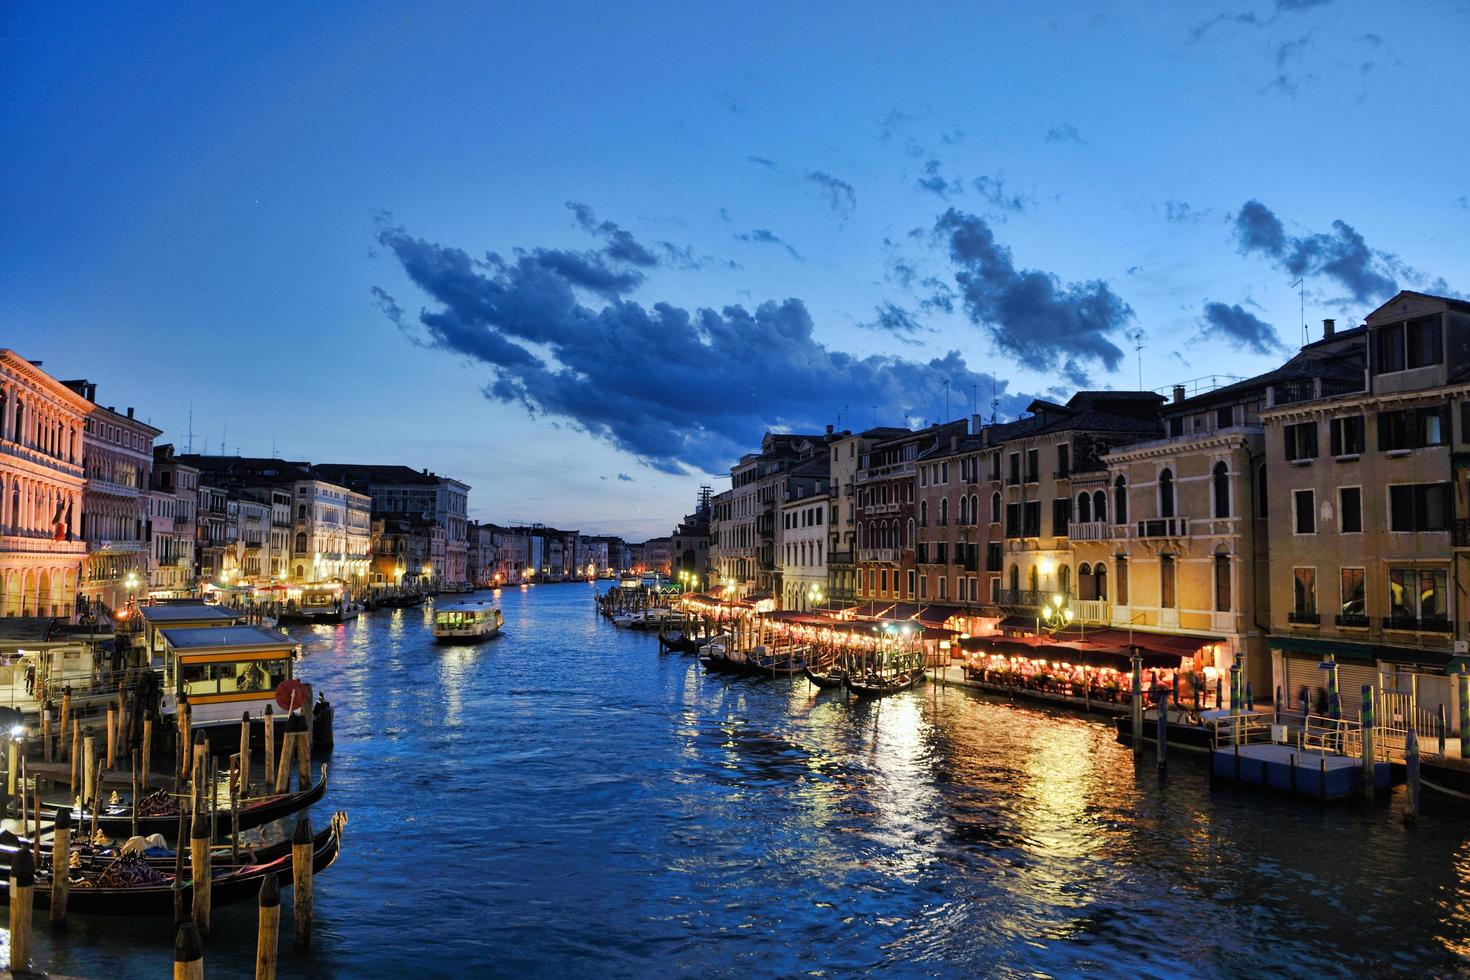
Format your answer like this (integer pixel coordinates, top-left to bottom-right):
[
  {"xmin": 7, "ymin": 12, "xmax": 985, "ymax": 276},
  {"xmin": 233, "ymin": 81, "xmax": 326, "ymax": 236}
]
[
  {"xmin": 139, "ymin": 603, "xmax": 242, "ymax": 625},
  {"xmin": 159, "ymin": 625, "xmax": 297, "ymax": 651}
]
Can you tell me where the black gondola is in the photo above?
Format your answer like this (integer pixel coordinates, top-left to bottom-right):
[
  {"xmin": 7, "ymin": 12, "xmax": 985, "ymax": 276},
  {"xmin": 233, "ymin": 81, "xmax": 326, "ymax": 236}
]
[
  {"xmin": 657, "ymin": 633, "xmax": 700, "ymax": 655},
  {"xmin": 0, "ymin": 811, "xmax": 345, "ymax": 917},
  {"xmin": 847, "ymin": 670, "xmax": 925, "ymax": 698},
  {"xmin": 46, "ymin": 765, "xmax": 329, "ymax": 840},
  {"xmin": 803, "ymin": 664, "xmax": 847, "ymax": 689}
]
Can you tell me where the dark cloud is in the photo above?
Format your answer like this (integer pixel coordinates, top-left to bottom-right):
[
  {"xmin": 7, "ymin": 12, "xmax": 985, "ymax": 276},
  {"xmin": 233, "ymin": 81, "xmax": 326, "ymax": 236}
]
[
  {"xmin": 1164, "ymin": 200, "xmax": 1200, "ymax": 223},
  {"xmin": 940, "ymin": 128, "xmax": 965, "ymax": 145},
  {"xmin": 1188, "ymin": 11, "xmax": 1264, "ymax": 41},
  {"xmin": 747, "ymin": 155, "xmax": 778, "ymax": 169},
  {"xmin": 1276, "ymin": 0, "xmax": 1333, "ymax": 8},
  {"xmin": 878, "ymin": 108, "xmax": 913, "ymax": 142},
  {"xmin": 1043, "ymin": 123, "xmax": 1085, "ymax": 144},
  {"xmin": 935, "ymin": 209, "xmax": 1130, "ymax": 386},
  {"xmin": 915, "ymin": 159, "xmax": 962, "ymax": 197},
  {"xmin": 1267, "ymin": 34, "xmax": 1313, "ymax": 95},
  {"xmin": 860, "ymin": 303, "xmax": 927, "ymax": 342},
  {"xmin": 1231, "ymin": 200, "xmax": 1403, "ymax": 303},
  {"xmin": 806, "ymin": 171, "xmax": 857, "ymax": 217},
  {"xmin": 1358, "ymin": 32, "xmax": 1383, "ymax": 45},
  {"xmin": 1199, "ymin": 302, "xmax": 1289, "ymax": 355},
  {"xmin": 565, "ymin": 201, "xmax": 658, "ymax": 267},
  {"xmin": 617, "ymin": 473, "xmax": 634, "ymax": 482},
  {"xmin": 972, "ymin": 173, "xmax": 1033, "ymax": 214},
  {"xmin": 375, "ymin": 221, "xmax": 1022, "ymax": 474},
  {"xmin": 1457, "ymin": 196, "xmax": 1469, "ymax": 210},
  {"xmin": 533, "ymin": 249, "xmax": 644, "ymax": 298},
  {"xmin": 736, "ymin": 228, "xmax": 802, "ymax": 260}
]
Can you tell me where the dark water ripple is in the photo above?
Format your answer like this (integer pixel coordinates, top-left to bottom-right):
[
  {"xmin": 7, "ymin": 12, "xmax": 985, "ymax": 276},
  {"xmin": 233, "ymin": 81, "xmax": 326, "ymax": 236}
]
[{"xmin": 24, "ymin": 583, "xmax": 1470, "ymax": 977}]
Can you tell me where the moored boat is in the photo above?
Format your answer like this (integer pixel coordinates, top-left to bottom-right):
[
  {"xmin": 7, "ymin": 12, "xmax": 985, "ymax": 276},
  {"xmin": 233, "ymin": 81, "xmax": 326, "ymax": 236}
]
[{"xmin": 847, "ymin": 669, "xmax": 925, "ymax": 698}]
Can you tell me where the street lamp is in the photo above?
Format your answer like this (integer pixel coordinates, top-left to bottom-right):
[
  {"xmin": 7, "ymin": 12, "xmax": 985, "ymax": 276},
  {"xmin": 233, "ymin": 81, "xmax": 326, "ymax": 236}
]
[
  {"xmin": 807, "ymin": 583, "xmax": 825, "ymax": 613},
  {"xmin": 1039, "ymin": 592, "xmax": 1074, "ymax": 640}
]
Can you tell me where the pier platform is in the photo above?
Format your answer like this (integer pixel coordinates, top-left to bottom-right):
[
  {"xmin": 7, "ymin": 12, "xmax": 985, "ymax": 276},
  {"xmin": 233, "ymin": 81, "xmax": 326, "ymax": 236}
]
[{"xmin": 1211, "ymin": 742, "xmax": 1392, "ymax": 801}]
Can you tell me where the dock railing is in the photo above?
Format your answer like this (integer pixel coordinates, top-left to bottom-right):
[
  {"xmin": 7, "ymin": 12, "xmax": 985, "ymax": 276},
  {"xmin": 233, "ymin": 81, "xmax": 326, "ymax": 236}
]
[{"xmin": 1209, "ymin": 711, "xmax": 1275, "ymax": 750}]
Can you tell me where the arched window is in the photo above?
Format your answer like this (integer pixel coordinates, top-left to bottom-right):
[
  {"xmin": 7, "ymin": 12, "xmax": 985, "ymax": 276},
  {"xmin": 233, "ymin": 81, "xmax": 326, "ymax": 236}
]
[
  {"xmin": 1028, "ymin": 564, "xmax": 1040, "ymax": 594},
  {"xmin": 1077, "ymin": 492, "xmax": 1091, "ymax": 523},
  {"xmin": 1159, "ymin": 468, "xmax": 1175, "ymax": 518},
  {"xmin": 1213, "ymin": 461, "xmax": 1230, "ymax": 518},
  {"xmin": 939, "ymin": 498, "xmax": 949, "ymax": 525},
  {"xmin": 1215, "ymin": 550, "xmax": 1232, "ymax": 611},
  {"xmin": 991, "ymin": 492, "xmax": 1001, "ymax": 524},
  {"xmin": 920, "ymin": 499, "xmax": 928, "ymax": 525},
  {"xmin": 1096, "ymin": 563, "xmax": 1108, "ymax": 601},
  {"xmin": 1009, "ymin": 565, "xmax": 1020, "ymax": 594},
  {"xmin": 1114, "ymin": 476, "xmax": 1128, "ymax": 525},
  {"xmin": 12, "ymin": 400, "xmax": 23, "ymax": 445},
  {"xmin": 1058, "ymin": 564, "xmax": 1071, "ymax": 596},
  {"xmin": 907, "ymin": 518, "xmax": 915, "ymax": 547},
  {"xmin": 1093, "ymin": 490, "xmax": 1107, "ymax": 523},
  {"xmin": 295, "ymin": 532, "xmax": 307, "ymax": 553},
  {"xmin": 970, "ymin": 495, "xmax": 979, "ymax": 525},
  {"xmin": 0, "ymin": 390, "xmax": 7, "ymax": 441},
  {"xmin": 1078, "ymin": 562, "xmax": 1094, "ymax": 600},
  {"xmin": 959, "ymin": 495, "xmax": 969, "ymax": 525},
  {"xmin": 295, "ymin": 564, "xmax": 304, "ymax": 579}
]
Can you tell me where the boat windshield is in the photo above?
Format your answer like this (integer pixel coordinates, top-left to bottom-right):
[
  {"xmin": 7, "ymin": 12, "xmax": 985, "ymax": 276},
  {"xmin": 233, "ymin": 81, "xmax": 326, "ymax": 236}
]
[{"xmin": 179, "ymin": 658, "xmax": 290, "ymax": 698}]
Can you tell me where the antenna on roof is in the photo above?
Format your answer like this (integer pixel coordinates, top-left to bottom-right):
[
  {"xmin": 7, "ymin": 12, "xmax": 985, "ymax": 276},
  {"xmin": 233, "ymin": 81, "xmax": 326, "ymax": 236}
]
[
  {"xmin": 185, "ymin": 400, "xmax": 195, "ymax": 454},
  {"xmin": 943, "ymin": 378, "xmax": 950, "ymax": 421},
  {"xmin": 971, "ymin": 384, "xmax": 978, "ymax": 417},
  {"xmin": 220, "ymin": 419, "xmax": 226, "ymax": 457},
  {"xmin": 1126, "ymin": 329, "xmax": 1146, "ymax": 390},
  {"xmin": 1291, "ymin": 278, "xmax": 1305, "ymax": 345}
]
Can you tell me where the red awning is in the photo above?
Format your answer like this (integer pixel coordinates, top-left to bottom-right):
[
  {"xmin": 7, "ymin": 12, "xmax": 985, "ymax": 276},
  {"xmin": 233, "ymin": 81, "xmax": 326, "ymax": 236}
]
[
  {"xmin": 917, "ymin": 605, "xmax": 964, "ymax": 626},
  {"xmin": 887, "ymin": 602, "xmax": 923, "ymax": 620}
]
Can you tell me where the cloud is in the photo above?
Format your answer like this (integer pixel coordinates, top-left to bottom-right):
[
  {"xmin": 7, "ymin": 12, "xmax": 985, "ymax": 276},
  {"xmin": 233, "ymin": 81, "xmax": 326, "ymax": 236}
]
[
  {"xmin": 747, "ymin": 155, "xmax": 778, "ymax": 169},
  {"xmin": 860, "ymin": 303, "xmax": 927, "ymax": 343},
  {"xmin": 1457, "ymin": 195, "xmax": 1469, "ymax": 210},
  {"xmin": 915, "ymin": 159, "xmax": 962, "ymax": 197},
  {"xmin": 806, "ymin": 171, "xmax": 856, "ymax": 217},
  {"xmin": 940, "ymin": 128, "xmax": 965, "ymax": 145},
  {"xmin": 1231, "ymin": 199, "xmax": 1405, "ymax": 302},
  {"xmin": 617, "ymin": 473, "xmax": 634, "ymax": 482},
  {"xmin": 736, "ymin": 228, "xmax": 802, "ymax": 260},
  {"xmin": 375, "ymin": 220, "xmax": 1025, "ymax": 474},
  {"xmin": 878, "ymin": 108, "xmax": 913, "ymax": 142},
  {"xmin": 1163, "ymin": 200, "xmax": 1200, "ymax": 223},
  {"xmin": 565, "ymin": 201, "xmax": 658, "ymax": 267},
  {"xmin": 935, "ymin": 208, "xmax": 1130, "ymax": 386},
  {"xmin": 972, "ymin": 173, "xmax": 1034, "ymax": 214},
  {"xmin": 1043, "ymin": 123, "xmax": 1085, "ymax": 144},
  {"xmin": 1199, "ymin": 301, "xmax": 1289, "ymax": 355},
  {"xmin": 1276, "ymin": 0, "xmax": 1333, "ymax": 8},
  {"xmin": 1267, "ymin": 34, "xmax": 1313, "ymax": 95}
]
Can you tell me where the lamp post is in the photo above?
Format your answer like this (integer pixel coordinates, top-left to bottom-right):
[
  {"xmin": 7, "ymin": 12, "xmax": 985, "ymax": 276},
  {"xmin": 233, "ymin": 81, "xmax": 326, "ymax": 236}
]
[
  {"xmin": 1039, "ymin": 593, "xmax": 1074, "ymax": 640},
  {"xmin": 807, "ymin": 583, "xmax": 824, "ymax": 614}
]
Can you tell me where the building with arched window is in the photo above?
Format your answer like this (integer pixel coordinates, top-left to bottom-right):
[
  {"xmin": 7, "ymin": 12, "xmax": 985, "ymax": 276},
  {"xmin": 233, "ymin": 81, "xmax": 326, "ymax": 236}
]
[{"xmin": 0, "ymin": 351, "xmax": 90, "ymax": 618}]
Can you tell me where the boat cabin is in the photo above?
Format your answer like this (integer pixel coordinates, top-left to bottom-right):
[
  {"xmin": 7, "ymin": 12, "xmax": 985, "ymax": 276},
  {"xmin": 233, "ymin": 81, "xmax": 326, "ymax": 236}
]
[
  {"xmin": 140, "ymin": 602, "xmax": 243, "ymax": 658},
  {"xmin": 289, "ymin": 582, "xmax": 347, "ymax": 616},
  {"xmin": 158, "ymin": 624, "xmax": 297, "ymax": 726},
  {"xmin": 433, "ymin": 599, "xmax": 503, "ymax": 639}
]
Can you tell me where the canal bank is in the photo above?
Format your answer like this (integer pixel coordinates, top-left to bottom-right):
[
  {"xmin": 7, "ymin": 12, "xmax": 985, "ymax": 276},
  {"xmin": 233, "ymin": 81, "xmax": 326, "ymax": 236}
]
[{"xmin": 19, "ymin": 581, "xmax": 1470, "ymax": 976}]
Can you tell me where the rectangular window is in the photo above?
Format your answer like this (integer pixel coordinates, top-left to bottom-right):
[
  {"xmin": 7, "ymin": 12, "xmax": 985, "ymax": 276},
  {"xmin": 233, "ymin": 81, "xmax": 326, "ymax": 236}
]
[
  {"xmin": 1376, "ymin": 321, "xmax": 1406, "ymax": 373},
  {"xmin": 1023, "ymin": 501, "xmax": 1041, "ymax": 537},
  {"xmin": 1216, "ymin": 405, "xmax": 1232, "ymax": 429},
  {"xmin": 1388, "ymin": 566, "xmax": 1449, "ymax": 628},
  {"xmin": 1214, "ymin": 554, "xmax": 1231, "ymax": 612},
  {"xmin": 1116, "ymin": 557, "xmax": 1128, "ymax": 605},
  {"xmin": 990, "ymin": 577, "xmax": 1001, "ymax": 603},
  {"xmin": 1339, "ymin": 568, "xmax": 1365, "ymax": 621},
  {"xmin": 1388, "ymin": 483, "xmax": 1451, "ymax": 532},
  {"xmin": 907, "ymin": 569, "xmax": 915, "ymax": 598},
  {"xmin": 880, "ymin": 569, "xmax": 889, "ymax": 593},
  {"xmin": 991, "ymin": 454, "xmax": 1001, "ymax": 480},
  {"xmin": 938, "ymin": 576, "xmax": 947, "ymax": 600},
  {"xmin": 1025, "ymin": 449, "xmax": 1039, "ymax": 482},
  {"xmin": 1052, "ymin": 498, "xmax": 1070, "ymax": 537},
  {"xmin": 1294, "ymin": 489, "xmax": 1316, "ymax": 534},
  {"xmin": 1329, "ymin": 415, "xmax": 1364, "ymax": 457},
  {"xmin": 1293, "ymin": 567, "xmax": 1317, "ymax": 615},
  {"xmin": 919, "ymin": 574, "xmax": 928, "ymax": 599},
  {"xmin": 986, "ymin": 542, "xmax": 1002, "ymax": 572},
  {"xmin": 1005, "ymin": 502, "xmax": 1021, "ymax": 538},
  {"xmin": 941, "ymin": 462, "xmax": 949, "ymax": 484},
  {"xmin": 1339, "ymin": 487, "xmax": 1362, "ymax": 534},
  {"xmin": 1407, "ymin": 314, "xmax": 1443, "ymax": 369},
  {"xmin": 1057, "ymin": 444, "xmax": 1070, "ymax": 478},
  {"xmin": 1168, "ymin": 416, "xmax": 1184, "ymax": 437},
  {"xmin": 1160, "ymin": 555, "xmax": 1176, "ymax": 609},
  {"xmin": 1284, "ymin": 422, "xmax": 1318, "ymax": 461},
  {"xmin": 1379, "ymin": 407, "xmax": 1447, "ymax": 451},
  {"xmin": 1008, "ymin": 453, "xmax": 1020, "ymax": 484}
]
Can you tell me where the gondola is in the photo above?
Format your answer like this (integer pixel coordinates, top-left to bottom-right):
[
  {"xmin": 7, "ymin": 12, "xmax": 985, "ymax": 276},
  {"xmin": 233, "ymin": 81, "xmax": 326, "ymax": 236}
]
[
  {"xmin": 0, "ymin": 811, "xmax": 346, "ymax": 916},
  {"xmin": 0, "ymin": 815, "xmax": 336, "ymax": 871},
  {"xmin": 847, "ymin": 670, "xmax": 925, "ymax": 698},
  {"xmin": 803, "ymin": 664, "xmax": 847, "ymax": 690},
  {"xmin": 657, "ymin": 632, "xmax": 700, "ymax": 655},
  {"xmin": 47, "ymin": 765, "xmax": 329, "ymax": 840}
]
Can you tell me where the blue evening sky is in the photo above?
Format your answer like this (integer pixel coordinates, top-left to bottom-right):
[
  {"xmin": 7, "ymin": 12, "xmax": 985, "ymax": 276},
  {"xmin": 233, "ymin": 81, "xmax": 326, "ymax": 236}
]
[{"xmin": 3, "ymin": 2, "xmax": 1467, "ymax": 540}]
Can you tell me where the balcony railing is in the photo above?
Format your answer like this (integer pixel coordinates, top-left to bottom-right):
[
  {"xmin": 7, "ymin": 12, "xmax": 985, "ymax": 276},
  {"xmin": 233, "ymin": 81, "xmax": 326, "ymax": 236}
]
[
  {"xmin": 1074, "ymin": 599, "xmax": 1110, "ymax": 623},
  {"xmin": 856, "ymin": 461, "xmax": 916, "ymax": 482},
  {"xmin": 1071, "ymin": 521, "xmax": 1111, "ymax": 541},
  {"xmin": 995, "ymin": 588, "xmax": 1048, "ymax": 607},
  {"xmin": 857, "ymin": 548, "xmax": 900, "ymax": 563},
  {"xmin": 1287, "ymin": 610, "xmax": 1320, "ymax": 625},
  {"xmin": 828, "ymin": 550, "xmax": 853, "ymax": 565},
  {"xmin": 1333, "ymin": 613, "xmax": 1369, "ymax": 628},
  {"xmin": 1383, "ymin": 615, "xmax": 1452, "ymax": 633},
  {"xmin": 1136, "ymin": 518, "xmax": 1188, "ymax": 538},
  {"xmin": 1455, "ymin": 519, "xmax": 1470, "ymax": 547}
]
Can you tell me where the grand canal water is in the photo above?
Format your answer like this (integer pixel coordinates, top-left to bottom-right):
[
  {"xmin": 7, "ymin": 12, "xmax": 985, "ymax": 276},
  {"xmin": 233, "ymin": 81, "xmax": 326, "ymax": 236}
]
[{"xmin": 26, "ymin": 583, "xmax": 1470, "ymax": 977}]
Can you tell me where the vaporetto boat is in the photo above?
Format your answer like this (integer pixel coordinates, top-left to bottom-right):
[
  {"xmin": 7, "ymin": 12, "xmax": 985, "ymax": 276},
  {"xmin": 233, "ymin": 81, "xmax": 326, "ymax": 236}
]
[{"xmin": 433, "ymin": 598, "xmax": 504, "ymax": 642}]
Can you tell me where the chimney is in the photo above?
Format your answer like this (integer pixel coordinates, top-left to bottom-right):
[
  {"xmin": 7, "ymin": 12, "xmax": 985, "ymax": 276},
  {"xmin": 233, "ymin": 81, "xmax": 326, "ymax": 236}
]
[
  {"xmin": 970, "ymin": 413, "xmax": 981, "ymax": 435},
  {"xmin": 126, "ymin": 407, "xmax": 134, "ymax": 418},
  {"xmin": 1172, "ymin": 385, "xmax": 1186, "ymax": 404},
  {"xmin": 950, "ymin": 435, "xmax": 959, "ymax": 451},
  {"xmin": 825, "ymin": 424, "xmax": 833, "ymax": 435},
  {"xmin": 1322, "ymin": 318, "xmax": 1335, "ymax": 339}
]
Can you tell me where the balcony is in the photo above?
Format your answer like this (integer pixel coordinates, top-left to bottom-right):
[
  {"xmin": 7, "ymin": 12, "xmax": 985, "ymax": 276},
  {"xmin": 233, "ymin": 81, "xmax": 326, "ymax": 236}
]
[
  {"xmin": 857, "ymin": 548, "xmax": 900, "ymax": 563},
  {"xmin": 1455, "ymin": 519, "xmax": 1470, "ymax": 548},
  {"xmin": 856, "ymin": 461, "xmax": 916, "ymax": 482},
  {"xmin": 1383, "ymin": 615, "xmax": 1452, "ymax": 633},
  {"xmin": 1333, "ymin": 613, "xmax": 1369, "ymax": 629},
  {"xmin": 1136, "ymin": 518, "xmax": 1188, "ymax": 538},
  {"xmin": 995, "ymin": 588, "xmax": 1048, "ymax": 607},
  {"xmin": 828, "ymin": 550, "xmax": 853, "ymax": 565},
  {"xmin": 1074, "ymin": 598, "xmax": 1110, "ymax": 623},
  {"xmin": 1287, "ymin": 610, "xmax": 1320, "ymax": 626},
  {"xmin": 1071, "ymin": 521, "xmax": 1111, "ymax": 541}
]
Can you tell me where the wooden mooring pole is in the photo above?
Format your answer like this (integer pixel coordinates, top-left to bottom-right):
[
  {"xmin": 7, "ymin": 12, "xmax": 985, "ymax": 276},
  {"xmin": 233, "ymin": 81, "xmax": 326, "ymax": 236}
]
[
  {"xmin": 1129, "ymin": 648, "xmax": 1143, "ymax": 755},
  {"xmin": 190, "ymin": 809, "xmax": 211, "ymax": 938},
  {"xmin": 1157, "ymin": 686, "xmax": 1168, "ymax": 772},
  {"xmin": 50, "ymin": 807, "xmax": 71, "ymax": 924},
  {"xmin": 256, "ymin": 873, "xmax": 280, "ymax": 980},
  {"xmin": 291, "ymin": 816, "xmax": 313, "ymax": 948},
  {"xmin": 8, "ymin": 847, "xmax": 33, "ymax": 973},
  {"xmin": 174, "ymin": 921, "xmax": 204, "ymax": 980}
]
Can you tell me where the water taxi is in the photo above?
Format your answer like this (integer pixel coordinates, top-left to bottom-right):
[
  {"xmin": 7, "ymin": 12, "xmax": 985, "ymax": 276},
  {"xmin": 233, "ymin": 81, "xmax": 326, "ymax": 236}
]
[{"xmin": 433, "ymin": 599, "xmax": 504, "ymax": 642}]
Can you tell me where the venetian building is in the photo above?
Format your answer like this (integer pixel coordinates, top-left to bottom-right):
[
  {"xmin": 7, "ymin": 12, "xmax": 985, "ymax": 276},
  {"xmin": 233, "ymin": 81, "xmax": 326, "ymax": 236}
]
[
  {"xmin": 64, "ymin": 381, "xmax": 160, "ymax": 613},
  {"xmin": 0, "ymin": 351, "xmax": 89, "ymax": 616}
]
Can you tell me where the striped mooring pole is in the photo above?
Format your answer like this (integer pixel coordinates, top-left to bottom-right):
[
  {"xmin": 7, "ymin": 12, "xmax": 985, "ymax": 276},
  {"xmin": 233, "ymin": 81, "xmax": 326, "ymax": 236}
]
[{"xmin": 1360, "ymin": 684, "xmax": 1375, "ymax": 801}]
